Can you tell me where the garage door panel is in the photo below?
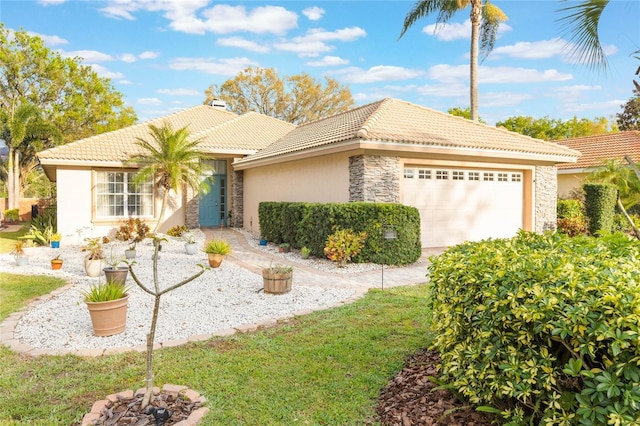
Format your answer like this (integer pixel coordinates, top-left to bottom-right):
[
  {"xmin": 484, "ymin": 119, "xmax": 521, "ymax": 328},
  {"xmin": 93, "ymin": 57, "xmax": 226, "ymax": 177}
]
[{"xmin": 404, "ymin": 167, "xmax": 524, "ymax": 248}]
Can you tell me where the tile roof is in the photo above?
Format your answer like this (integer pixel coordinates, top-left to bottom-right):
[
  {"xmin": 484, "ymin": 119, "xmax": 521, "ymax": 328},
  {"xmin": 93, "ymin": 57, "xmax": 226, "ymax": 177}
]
[
  {"xmin": 38, "ymin": 105, "xmax": 292, "ymax": 163},
  {"xmin": 556, "ymin": 131, "xmax": 640, "ymax": 170},
  {"xmin": 235, "ymin": 98, "xmax": 579, "ymax": 165}
]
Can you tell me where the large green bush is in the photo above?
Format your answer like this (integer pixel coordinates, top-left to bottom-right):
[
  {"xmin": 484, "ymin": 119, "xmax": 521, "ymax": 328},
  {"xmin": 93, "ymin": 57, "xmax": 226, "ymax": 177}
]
[
  {"xmin": 583, "ymin": 183, "xmax": 617, "ymax": 235},
  {"xmin": 428, "ymin": 231, "xmax": 640, "ymax": 425}
]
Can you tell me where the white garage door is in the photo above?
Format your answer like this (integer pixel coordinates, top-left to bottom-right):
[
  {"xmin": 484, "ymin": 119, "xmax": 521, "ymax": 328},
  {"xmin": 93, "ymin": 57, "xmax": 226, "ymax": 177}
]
[{"xmin": 403, "ymin": 167, "xmax": 524, "ymax": 248}]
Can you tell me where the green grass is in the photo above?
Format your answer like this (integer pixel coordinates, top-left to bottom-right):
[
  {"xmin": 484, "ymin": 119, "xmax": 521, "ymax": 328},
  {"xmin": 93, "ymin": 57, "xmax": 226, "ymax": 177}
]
[
  {"xmin": 0, "ymin": 274, "xmax": 432, "ymax": 425},
  {"xmin": 0, "ymin": 223, "xmax": 31, "ymax": 254},
  {"xmin": 0, "ymin": 273, "xmax": 68, "ymax": 321}
]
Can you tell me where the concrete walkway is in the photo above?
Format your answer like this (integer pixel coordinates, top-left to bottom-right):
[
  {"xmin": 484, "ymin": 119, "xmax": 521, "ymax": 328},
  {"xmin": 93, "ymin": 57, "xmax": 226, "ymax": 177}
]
[{"xmin": 1, "ymin": 227, "xmax": 439, "ymax": 357}]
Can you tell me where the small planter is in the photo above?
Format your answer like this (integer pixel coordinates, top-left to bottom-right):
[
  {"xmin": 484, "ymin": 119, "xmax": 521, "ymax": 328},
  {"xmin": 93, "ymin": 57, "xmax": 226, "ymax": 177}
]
[
  {"xmin": 15, "ymin": 256, "xmax": 29, "ymax": 266},
  {"xmin": 262, "ymin": 267, "xmax": 293, "ymax": 294},
  {"xmin": 85, "ymin": 295, "xmax": 129, "ymax": 336},
  {"xmin": 50, "ymin": 241, "xmax": 60, "ymax": 249},
  {"xmin": 124, "ymin": 249, "xmax": 136, "ymax": 260},
  {"xmin": 84, "ymin": 257, "xmax": 104, "ymax": 277},
  {"xmin": 103, "ymin": 267, "xmax": 129, "ymax": 286},
  {"xmin": 259, "ymin": 238, "xmax": 267, "ymax": 246},
  {"xmin": 185, "ymin": 242, "xmax": 198, "ymax": 255},
  {"xmin": 279, "ymin": 244, "xmax": 291, "ymax": 253},
  {"xmin": 207, "ymin": 253, "xmax": 225, "ymax": 268},
  {"xmin": 51, "ymin": 258, "xmax": 63, "ymax": 270}
]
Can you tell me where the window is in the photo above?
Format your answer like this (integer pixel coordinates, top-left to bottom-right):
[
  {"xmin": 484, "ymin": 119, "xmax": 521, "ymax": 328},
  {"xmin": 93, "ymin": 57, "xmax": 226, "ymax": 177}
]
[
  {"xmin": 497, "ymin": 173, "xmax": 509, "ymax": 182},
  {"xmin": 511, "ymin": 173, "xmax": 522, "ymax": 182},
  {"xmin": 468, "ymin": 171, "xmax": 480, "ymax": 181},
  {"xmin": 96, "ymin": 172, "xmax": 154, "ymax": 218},
  {"xmin": 418, "ymin": 169, "xmax": 431, "ymax": 179},
  {"xmin": 483, "ymin": 172, "xmax": 495, "ymax": 181},
  {"xmin": 404, "ymin": 168, "xmax": 415, "ymax": 179},
  {"xmin": 452, "ymin": 171, "xmax": 465, "ymax": 180},
  {"xmin": 436, "ymin": 170, "xmax": 449, "ymax": 180}
]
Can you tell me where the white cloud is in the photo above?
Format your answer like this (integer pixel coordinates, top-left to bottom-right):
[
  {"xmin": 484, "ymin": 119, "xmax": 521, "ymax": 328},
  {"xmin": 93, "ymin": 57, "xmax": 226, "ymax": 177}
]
[
  {"xmin": 37, "ymin": 0, "xmax": 66, "ymax": 5},
  {"xmin": 157, "ymin": 88, "xmax": 201, "ymax": 96},
  {"xmin": 198, "ymin": 5, "xmax": 298, "ymax": 35},
  {"xmin": 88, "ymin": 64, "xmax": 124, "ymax": 79},
  {"xmin": 28, "ymin": 31, "xmax": 68, "ymax": 46},
  {"xmin": 480, "ymin": 91, "xmax": 534, "ymax": 107},
  {"xmin": 548, "ymin": 84, "xmax": 601, "ymax": 101},
  {"xmin": 273, "ymin": 40, "xmax": 332, "ymax": 57},
  {"xmin": 217, "ymin": 37, "xmax": 270, "ymax": 53},
  {"xmin": 275, "ymin": 26, "xmax": 366, "ymax": 57},
  {"xmin": 306, "ymin": 56, "xmax": 349, "ymax": 67},
  {"xmin": 139, "ymin": 51, "xmax": 159, "ymax": 59},
  {"xmin": 138, "ymin": 98, "xmax": 163, "ymax": 106},
  {"xmin": 118, "ymin": 80, "xmax": 133, "ymax": 85},
  {"xmin": 332, "ymin": 65, "xmax": 424, "ymax": 84},
  {"xmin": 562, "ymin": 99, "xmax": 624, "ymax": 113},
  {"xmin": 303, "ymin": 6, "xmax": 325, "ymax": 21},
  {"xmin": 423, "ymin": 19, "xmax": 511, "ymax": 41},
  {"xmin": 62, "ymin": 50, "xmax": 114, "ymax": 62},
  {"xmin": 168, "ymin": 57, "xmax": 258, "ymax": 75},
  {"xmin": 120, "ymin": 53, "xmax": 137, "ymax": 63},
  {"xmin": 427, "ymin": 64, "xmax": 573, "ymax": 84}
]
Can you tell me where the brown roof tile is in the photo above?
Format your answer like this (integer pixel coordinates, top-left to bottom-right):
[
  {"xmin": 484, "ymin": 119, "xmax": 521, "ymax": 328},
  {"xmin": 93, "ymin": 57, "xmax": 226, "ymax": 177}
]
[
  {"xmin": 556, "ymin": 131, "xmax": 640, "ymax": 170},
  {"xmin": 236, "ymin": 98, "xmax": 579, "ymax": 164}
]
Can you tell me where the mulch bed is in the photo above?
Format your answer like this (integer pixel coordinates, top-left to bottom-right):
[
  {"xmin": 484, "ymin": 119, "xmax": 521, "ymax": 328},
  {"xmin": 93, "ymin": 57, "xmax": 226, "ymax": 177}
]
[{"xmin": 376, "ymin": 349, "xmax": 496, "ymax": 425}]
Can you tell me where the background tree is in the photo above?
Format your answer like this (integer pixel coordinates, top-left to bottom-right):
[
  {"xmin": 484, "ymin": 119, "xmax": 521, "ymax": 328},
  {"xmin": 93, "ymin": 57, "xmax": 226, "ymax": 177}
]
[
  {"xmin": 447, "ymin": 106, "xmax": 486, "ymax": 123},
  {"xmin": 400, "ymin": 0, "xmax": 507, "ymax": 122},
  {"xmin": 496, "ymin": 115, "xmax": 613, "ymax": 140},
  {"xmin": 616, "ymin": 89, "xmax": 640, "ymax": 130},
  {"xmin": 127, "ymin": 123, "xmax": 212, "ymax": 232},
  {"xmin": 0, "ymin": 25, "xmax": 136, "ymax": 208},
  {"xmin": 204, "ymin": 67, "xmax": 353, "ymax": 125}
]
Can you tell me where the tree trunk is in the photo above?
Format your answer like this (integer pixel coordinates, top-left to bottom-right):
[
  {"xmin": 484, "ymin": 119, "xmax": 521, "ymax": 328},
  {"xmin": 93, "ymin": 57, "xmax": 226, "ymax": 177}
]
[
  {"xmin": 141, "ymin": 293, "xmax": 161, "ymax": 409},
  {"xmin": 153, "ymin": 187, "xmax": 170, "ymax": 233},
  {"xmin": 13, "ymin": 150, "xmax": 21, "ymax": 210},
  {"xmin": 7, "ymin": 147, "xmax": 15, "ymax": 211},
  {"xmin": 469, "ymin": 0, "xmax": 482, "ymax": 122}
]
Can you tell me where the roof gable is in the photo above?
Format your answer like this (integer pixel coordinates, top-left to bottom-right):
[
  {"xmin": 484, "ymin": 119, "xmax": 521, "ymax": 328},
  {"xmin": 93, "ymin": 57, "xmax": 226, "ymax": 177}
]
[{"xmin": 556, "ymin": 131, "xmax": 640, "ymax": 170}]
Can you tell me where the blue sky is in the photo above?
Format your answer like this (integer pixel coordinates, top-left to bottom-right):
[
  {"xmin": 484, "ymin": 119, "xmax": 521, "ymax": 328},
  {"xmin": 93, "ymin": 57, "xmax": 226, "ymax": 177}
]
[{"xmin": 2, "ymin": 0, "xmax": 639, "ymax": 126}]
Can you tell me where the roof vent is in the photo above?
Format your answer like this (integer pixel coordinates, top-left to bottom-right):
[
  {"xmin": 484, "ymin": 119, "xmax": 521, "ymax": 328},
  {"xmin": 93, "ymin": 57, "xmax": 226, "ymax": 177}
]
[{"xmin": 209, "ymin": 98, "xmax": 226, "ymax": 110}]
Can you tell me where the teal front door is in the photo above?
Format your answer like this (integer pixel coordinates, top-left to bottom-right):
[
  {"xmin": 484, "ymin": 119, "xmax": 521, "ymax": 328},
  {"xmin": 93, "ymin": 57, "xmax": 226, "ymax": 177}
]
[{"xmin": 199, "ymin": 174, "xmax": 226, "ymax": 227}]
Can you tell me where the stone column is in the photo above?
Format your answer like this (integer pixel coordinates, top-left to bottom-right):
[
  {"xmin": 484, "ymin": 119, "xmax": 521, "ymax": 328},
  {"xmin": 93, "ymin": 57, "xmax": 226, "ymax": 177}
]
[
  {"xmin": 349, "ymin": 155, "xmax": 400, "ymax": 202},
  {"xmin": 184, "ymin": 185, "xmax": 200, "ymax": 229},
  {"xmin": 535, "ymin": 165, "xmax": 557, "ymax": 232},
  {"xmin": 231, "ymin": 170, "xmax": 244, "ymax": 228}
]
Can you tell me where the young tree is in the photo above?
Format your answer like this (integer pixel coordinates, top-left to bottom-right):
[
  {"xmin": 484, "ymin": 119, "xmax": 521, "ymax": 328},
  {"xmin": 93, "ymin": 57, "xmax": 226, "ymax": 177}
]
[
  {"xmin": 399, "ymin": 0, "xmax": 508, "ymax": 122},
  {"xmin": 204, "ymin": 66, "xmax": 354, "ymax": 125},
  {"xmin": 496, "ymin": 115, "xmax": 613, "ymax": 140},
  {"xmin": 127, "ymin": 123, "xmax": 211, "ymax": 232},
  {"xmin": 447, "ymin": 107, "xmax": 486, "ymax": 123},
  {"xmin": 616, "ymin": 89, "xmax": 640, "ymax": 131},
  {"xmin": 0, "ymin": 25, "xmax": 137, "ymax": 208}
]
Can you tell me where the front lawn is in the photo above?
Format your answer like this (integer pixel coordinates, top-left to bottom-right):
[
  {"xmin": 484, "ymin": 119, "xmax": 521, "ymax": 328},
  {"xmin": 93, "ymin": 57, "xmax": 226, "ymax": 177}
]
[
  {"xmin": 0, "ymin": 274, "xmax": 431, "ymax": 425},
  {"xmin": 0, "ymin": 222, "xmax": 31, "ymax": 254}
]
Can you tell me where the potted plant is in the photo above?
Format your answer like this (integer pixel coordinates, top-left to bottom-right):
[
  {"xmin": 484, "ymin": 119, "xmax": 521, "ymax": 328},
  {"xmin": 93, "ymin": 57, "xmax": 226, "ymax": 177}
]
[
  {"xmin": 183, "ymin": 231, "xmax": 198, "ymax": 255},
  {"xmin": 203, "ymin": 239, "xmax": 231, "ymax": 268},
  {"xmin": 279, "ymin": 242, "xmax": 291, "ymax": 253},
  {"xmin": 51, "ymin": 254, "xmax": 63, "ymax": 270},
  {"xmin": 259, "ymin": 237, "xmax": 267, "ymax": 246},
  {"xmin": 11, "ymin": 240, "xmax": 29, "ymax": 266},
  {"xmin": 301, "ymin": 246, "xmax": 311, "ymax": 260},
  {"xmin": 262, "ymin": 263, "xmax": 293, "ymax": 294},
  {"xmin": 82, "ymin": 237, "xmax": 105, "ymax": 277},
  {"xmin": 50, "ymin": 233, "xmax": 61, "ymax": 248},
  {"xmin": 82, "ymin": 278, "xmax": 130, "ymax": 336},
  {"xmin": 115, "ymin": 217, "xmax": 150, "ymax": 259},
  {"xmin": 103, "ymin": 249, "xmax": 128, "ymax": 286}
]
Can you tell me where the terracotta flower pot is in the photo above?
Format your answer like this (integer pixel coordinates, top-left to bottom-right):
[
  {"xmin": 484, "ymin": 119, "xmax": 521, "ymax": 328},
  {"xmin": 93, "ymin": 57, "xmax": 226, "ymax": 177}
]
[
  {"xmin": 207, "ymin": 253, "xmax": 224, "ymax": 268},
  {"xmin": 51, "ymin": 259, "xmax": 63, "ymax": 270},
  {"xmin": 85, "ymin": 295, "xmax": 129, "ymax": 336}
]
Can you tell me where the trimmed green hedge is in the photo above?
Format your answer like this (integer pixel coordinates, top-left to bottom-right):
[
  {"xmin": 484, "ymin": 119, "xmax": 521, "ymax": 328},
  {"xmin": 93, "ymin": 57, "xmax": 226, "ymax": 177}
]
[
  {"xmin": 258, "ymin": 201, "xmax": 421, "ymax": 265},
  {"xmin": 428, "ymin": 231, "xmax": 640, "ymax": 425},
  {"xmin": 583, "ymin": 183, "xmax": 617, "ymax": 235}
]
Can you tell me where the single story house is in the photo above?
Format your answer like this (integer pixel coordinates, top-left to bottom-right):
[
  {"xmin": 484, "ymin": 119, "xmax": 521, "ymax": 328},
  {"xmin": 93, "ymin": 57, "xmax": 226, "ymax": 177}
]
[
  {"xmin": 38, "ymin": 98, "xmax": 579, "ymax": 248},
  {"xmin": 556, "ymin": 131, "xmax": 640, "ymax": 198}
]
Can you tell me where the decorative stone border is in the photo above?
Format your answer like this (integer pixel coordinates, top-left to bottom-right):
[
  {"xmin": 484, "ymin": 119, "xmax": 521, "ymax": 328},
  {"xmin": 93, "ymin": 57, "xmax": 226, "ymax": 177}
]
[{"xmin": 81, "ymin": 384, "xmax": 209, "ymax": 426}]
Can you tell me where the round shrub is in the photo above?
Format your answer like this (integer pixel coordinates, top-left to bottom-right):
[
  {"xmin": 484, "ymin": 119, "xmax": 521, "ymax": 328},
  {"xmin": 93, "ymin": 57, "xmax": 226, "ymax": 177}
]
[{"xmin": 428, "ymin": 231, "xmax": 640, "ymax": 425}]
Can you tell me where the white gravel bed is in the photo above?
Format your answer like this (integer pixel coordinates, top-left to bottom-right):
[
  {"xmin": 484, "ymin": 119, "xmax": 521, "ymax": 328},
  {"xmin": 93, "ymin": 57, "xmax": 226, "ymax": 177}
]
[{"xmin": 1, "ymin": 231, "xmax": 357, "ymax": 350}]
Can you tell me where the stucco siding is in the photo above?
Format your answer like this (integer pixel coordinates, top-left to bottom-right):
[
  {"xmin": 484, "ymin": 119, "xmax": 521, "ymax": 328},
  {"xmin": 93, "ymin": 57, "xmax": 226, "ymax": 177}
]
[
  {"xmin": 57, "ymin": 168, "xmax": 100, "ymax": 243},
  {"xmin": 535, "ymin": 165, "xmax": 558, "ymax": 232},
  {"xmin": 241, "ymin": 153, "xmax": 350, "ymax": 235},
  {"xmin": 558, "ymin": 172, "xmax": 587, "ymax": 198}
]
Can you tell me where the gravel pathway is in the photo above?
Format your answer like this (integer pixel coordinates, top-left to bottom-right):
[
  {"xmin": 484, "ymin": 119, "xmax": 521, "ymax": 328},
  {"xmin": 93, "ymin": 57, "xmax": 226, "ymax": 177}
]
[{"xmin": 0, "ymin": 230, "xmax": 359, "ymax": 351}]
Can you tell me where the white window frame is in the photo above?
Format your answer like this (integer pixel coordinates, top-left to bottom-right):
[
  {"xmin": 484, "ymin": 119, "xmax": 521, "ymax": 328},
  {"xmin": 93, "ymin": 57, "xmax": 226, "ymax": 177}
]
[
  {"xmin": 418, "ymin": 169, "xmax": 432, "ymax": 179},
  {"xmin": 404, "ymin": 168, "xmax": 415, "ymax": 179},
  {"xmin": 95, "ymin": 171, "xmax": 154, "ymax": 219}
]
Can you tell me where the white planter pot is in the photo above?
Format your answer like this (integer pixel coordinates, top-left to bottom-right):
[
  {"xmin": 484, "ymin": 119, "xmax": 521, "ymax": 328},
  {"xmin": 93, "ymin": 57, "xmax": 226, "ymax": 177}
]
[{"xmin": 185, "ymin": 243, "xmax": 198, "ymax": 255}]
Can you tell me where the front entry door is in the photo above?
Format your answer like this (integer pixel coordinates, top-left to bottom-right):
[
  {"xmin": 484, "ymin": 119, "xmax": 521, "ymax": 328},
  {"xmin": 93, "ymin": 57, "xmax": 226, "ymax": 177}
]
[{"xmin": 199, "ymin": 174, "xmax": 227, "ymax": 227}]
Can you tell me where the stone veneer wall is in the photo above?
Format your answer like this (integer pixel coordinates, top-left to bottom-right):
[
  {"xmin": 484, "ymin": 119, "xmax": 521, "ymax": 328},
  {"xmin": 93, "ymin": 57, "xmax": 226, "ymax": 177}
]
[
  {"xmin": 535, "ymin": 165, "xmax": 557, "ymax": 232},
  {"xmin": 349, "ymin": 155, "xmax": 400, "ymax": 202},
  {"xmin": 231, "ymin": 170, "xmax": 244, "ymax": 228},
  {"xmin": 185, "ymin": 185, "xmax": 200, "ymax": 229}
]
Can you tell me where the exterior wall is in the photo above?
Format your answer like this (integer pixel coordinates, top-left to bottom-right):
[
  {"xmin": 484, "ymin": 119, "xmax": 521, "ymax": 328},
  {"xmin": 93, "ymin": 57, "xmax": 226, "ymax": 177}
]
[
  {"xmin": 57, "ymin": 168, "xmax": 96, "ymax": 243},
  {"xmin": 0, "ymin": 197, "xmax": 50, "ymax": 221},
  {"xmin": 231, "ymin": 169, "xmax": 244, "ymax": 227},
  {"xmin": 185, "ymin": 185, "xmax": 199, "ymax": 228},
  {"xmin": 241, "ymin": 153, "xmax": 350, "ymax": 236},
  {"xmin": 558, "ymin": 172, "xmax": 587, "ymax": 198},
  {"xmin": 349, "ymin": 155, "xmax": 400, "ymax": 202},
  {"xmin": 535, "ymin": 165, "xmax": 558, "ymax": 232}
]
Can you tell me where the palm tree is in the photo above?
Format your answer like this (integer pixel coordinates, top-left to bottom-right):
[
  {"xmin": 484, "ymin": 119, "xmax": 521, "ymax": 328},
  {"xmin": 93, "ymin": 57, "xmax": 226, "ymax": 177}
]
[
  {"xmin": 127, "ymin": 123, "xmax": 211, "ymax": 232},
  {"xmin": 0, "ymin": 101, "xmax": 60, "ymax": 210},
  {"xmin": 399, "ymin": 0, "xmax": 507, "ymax": 122}
]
